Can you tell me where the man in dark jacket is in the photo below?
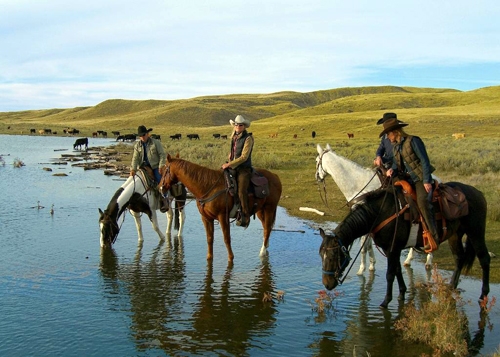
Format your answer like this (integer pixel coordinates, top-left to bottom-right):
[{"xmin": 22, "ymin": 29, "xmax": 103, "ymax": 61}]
[
  {"xmin": 374, "ymin": 112, "xmax": 397, "ymax": 167},
  {"xmin": 221, "ymin": 115, "xmax": 254, "ymax": 228}
]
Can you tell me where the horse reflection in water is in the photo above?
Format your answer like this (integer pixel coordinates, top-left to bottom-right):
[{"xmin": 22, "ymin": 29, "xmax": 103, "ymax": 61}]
[
  {"xmin": 99, "ymin": 236, "xmax": 187, "ymax": 352},
  {"xmin": 99, "ymin": 241, "xmax": 278, "ymax": 355},
  {"xmin": 186, "ymin": 260, "xmax": 277, "ymax": 355}
]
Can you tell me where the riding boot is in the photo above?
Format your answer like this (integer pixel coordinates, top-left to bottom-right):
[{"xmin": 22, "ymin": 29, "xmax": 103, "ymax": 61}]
[
  {"xmin": 160, "ymin": 195, "xmax": 170, "ymax": 213},
  {"xmin": 421, "ymin": 205, "xmax": 439, "ymax": 252}
]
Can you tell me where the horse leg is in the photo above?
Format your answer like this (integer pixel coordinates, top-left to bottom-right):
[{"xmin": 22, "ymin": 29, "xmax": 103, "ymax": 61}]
[
  {"xmin": 201, "ymin": 217, "xmax": 216, "ymax": 261},
  {"xmin": 403, "ymin": 248, "xmax": 414, "ymax": 266},
  {"xmin": 149, "ymin": 209, "xmax": 166, "ymax": 240},
  {"xmin": 130, "ymin": 210, "xmax": 145, "ymax": 242},
  {"xmin": 380, "ymin": 252, "xmax": 406, "ymax": 308},
  {"xmin": 165, "ymin": 208, "xmax": 173, "ymax": 235},
  {"xmin": 357, "ymin": 236, "xmax": 367, "ymax": 275},
  {"xmin": 367, "ymin": 236, "xmax": 376, "ymax": 271},
  {"xmin": 218, "ymin": 215, "xmax": 234, "ymax": 262},
  {"xmin": 424, "ymin": 253, "xmax": 433, "ymax": 270},
  {"xmin": 257, "ymin": 206, "xmax": 277, "ymax": 257},
  {"xmin": 177, "ymin": 208, "xmax": 185, "ymax": 237}
]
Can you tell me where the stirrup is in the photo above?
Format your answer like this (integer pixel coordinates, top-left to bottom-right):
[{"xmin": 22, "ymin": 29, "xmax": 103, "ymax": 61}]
[{"xmin": 423, "ymin": 232, "xmax": 438, "ymax": 253}]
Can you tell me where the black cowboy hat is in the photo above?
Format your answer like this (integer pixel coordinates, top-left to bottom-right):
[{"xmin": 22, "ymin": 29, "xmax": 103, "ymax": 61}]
[
  {"xmin": 377, "ymin": 112, "xmax": 397, "ymax": 125},
  {"xmin": 137, "ymin": 125, "xmax": 153, "ymax": 136},
  {"xmin": 379, "ymin": 118, "xmax": 408, "ymax": 137}
]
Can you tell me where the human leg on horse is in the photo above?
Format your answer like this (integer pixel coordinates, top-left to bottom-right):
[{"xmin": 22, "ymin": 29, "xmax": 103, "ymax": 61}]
[
  {"xmin": 415, "ymin": 181, "xmax": 439, "ymax": 251},
  {"xmin": 236, "ymin": 166, "xmax": 251, "ymax": 227}
]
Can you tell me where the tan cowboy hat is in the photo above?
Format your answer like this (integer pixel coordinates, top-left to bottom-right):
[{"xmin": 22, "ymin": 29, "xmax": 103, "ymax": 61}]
[
  {"xmin": 229, "ymin": 114, "xmax": 250, "ymax": 128},
  {"xmin": 379, "ymin": 118, "xmax": 408, "ymax": 137}
]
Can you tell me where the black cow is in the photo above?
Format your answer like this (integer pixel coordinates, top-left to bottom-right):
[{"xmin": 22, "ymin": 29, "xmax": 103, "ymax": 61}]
[
  {"xmin": 151, "ymin": 134, "xmax": 161, "ymax": 140},
  {"xmin": 170, "ymin": 134, "xmax": 181, "ymax": 140},
  {"xmin": 213, "ymin": 133, "xmax": 220, "ymax": 139},
  {"xmin": 111, "ymin": 131, "xmax": 120, "ymax": 136},
  {"xmin": 124, "ymin": 134, "xmax": 137, "ymax": 141},
  {"xmin": 312, "ymin": 131, "xmax": 316, "ymax": 138},
  {"xmin": 30, "ymin": 129, "xmax": 36, "ymax": 134},
  {"xmin": 187, "ymin": 134, "xmax": 200, "ymax": 140},
  {"xmin": 73, "ymin": 137, "xmax": 88, "ymax": 150},
  {"xmin": 220, "ymin": 135, "xmax": 228, "ymax": 139},
  {"xmin": 44, "ymin": 128, "xmax": 52, "ymax": 134}
]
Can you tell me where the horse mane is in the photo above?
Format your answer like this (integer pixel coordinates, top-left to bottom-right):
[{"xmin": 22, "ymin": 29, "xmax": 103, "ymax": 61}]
[{"xmin": 172, "ymin": 158, "xmax": 224, "ymax": 187}]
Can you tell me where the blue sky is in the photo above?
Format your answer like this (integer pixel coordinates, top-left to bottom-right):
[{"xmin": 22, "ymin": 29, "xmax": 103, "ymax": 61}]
[{"xmin": 1, "ymin": 0, "xmax": 499, "ymax": 112}]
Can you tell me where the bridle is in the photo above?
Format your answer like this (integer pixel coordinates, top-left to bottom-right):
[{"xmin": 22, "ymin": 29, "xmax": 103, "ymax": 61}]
[{"xmin": 321, "ymin": 232, "xmax": 351, "ymax": 284}]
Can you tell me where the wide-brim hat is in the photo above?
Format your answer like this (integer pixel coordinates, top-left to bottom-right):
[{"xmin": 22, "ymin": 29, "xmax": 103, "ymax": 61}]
[
  {"xmin": 379, "ymin": 118, "xmax": 408, "ymax": 137},
  {"xmin": 229, "ymin": 114, "xmax": 250, "ymax": 128},
  {"xmin": 137, "ymin": 125, "xmax": 153, "ymax": 136},
  {"xmin": 377, "ymin": 112, "xmax": 397, "ymax": 125}
]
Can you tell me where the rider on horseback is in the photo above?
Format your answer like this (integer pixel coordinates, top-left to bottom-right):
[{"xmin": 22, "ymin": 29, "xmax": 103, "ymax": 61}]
[
  {"xmin": 130, "ymin": 125, "xmax": 170, "ymax": 213},
  {"xmin": 380, "ymin": 117, "xmax": 440, "ymax": 252},
  {"xmin": 221, "ymin": 115, "xmax": 254, "ymax": 228}
]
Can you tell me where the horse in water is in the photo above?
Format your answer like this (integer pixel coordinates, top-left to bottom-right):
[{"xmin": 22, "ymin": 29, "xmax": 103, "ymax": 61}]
[
  {"xmin": 319, "ymin": 182, "xmax": 490, "ymax": 309},
  {"xmin": 98, "ymin": 169, "xmax": 187, "ymax": 248},
  {"xmin": 315, "ymin": 143, "xmax": 435, "ymax": 273},
  {"xmin": 159, "ymin": 154, "xmax": 282, "ymax": 262}
]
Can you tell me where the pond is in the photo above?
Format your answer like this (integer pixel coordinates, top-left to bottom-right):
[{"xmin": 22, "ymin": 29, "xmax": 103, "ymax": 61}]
[{"xmin": 0, "ymin": 134, "xmax": 498, "ymax": 356}]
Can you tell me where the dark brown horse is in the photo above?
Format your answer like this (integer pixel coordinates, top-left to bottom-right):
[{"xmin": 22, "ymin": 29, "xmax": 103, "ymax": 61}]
[
  {"xmin": 319, "ymin": 182, "xmax": 490, "ymax": 309},
  {"xmin": 159, "ymin": 154, "xmax": 282, "ymax": 262}
]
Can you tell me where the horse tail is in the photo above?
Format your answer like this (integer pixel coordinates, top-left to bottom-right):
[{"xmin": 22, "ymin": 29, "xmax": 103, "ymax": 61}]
[{"xmin": 463, "ymin": 239, "xmax": 476, "ymax": 273}]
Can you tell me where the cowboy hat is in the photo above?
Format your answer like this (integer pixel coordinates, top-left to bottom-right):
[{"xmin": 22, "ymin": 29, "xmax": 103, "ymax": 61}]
[
  {"xmin": 377, "ymin": 112, "xmax": 397, "ymax": 125},
  {"xmin": 229, "ymin": 114, "xmax": 250, "ymax": 128},
  {"xmin": 379, "ymin": 118, "xmax": 408, "ymax": 137},
  {"xmin": 137, "ymin": 125, "xmax": 153, "ymax": 136}
]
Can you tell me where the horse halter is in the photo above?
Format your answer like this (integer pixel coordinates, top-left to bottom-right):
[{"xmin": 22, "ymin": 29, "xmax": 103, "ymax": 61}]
[
  {"xmin": 315, "ymin": 149, "xmax": 329, "ymax": 182},
  {"xmin": 101, "ymin": 214, "xmax": 120, "ymax": 245},
  {"xmin": 159, "ymin": 164, "xmax": 173, "ymax": 194},
  {"xmin": 321, "ymin": 233, "xmax": 351, "ymax": 284}
]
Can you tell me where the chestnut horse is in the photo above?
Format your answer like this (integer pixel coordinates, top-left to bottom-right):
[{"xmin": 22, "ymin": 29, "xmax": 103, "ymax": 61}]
[{"xmin": 159, "ymin": 154, "xmax": 282, "ymax": 262}]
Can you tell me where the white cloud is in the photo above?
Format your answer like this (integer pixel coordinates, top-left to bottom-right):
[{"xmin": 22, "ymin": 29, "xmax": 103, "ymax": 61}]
[{"xmin": 1, "ymin": 0, "xmax": 499, "ymax": 111}]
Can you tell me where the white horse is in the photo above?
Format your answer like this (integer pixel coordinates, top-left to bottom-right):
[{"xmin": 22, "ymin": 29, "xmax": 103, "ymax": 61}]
[
  {"xmin": 98, "ymin": 171, "xmax": 185, "ymax": 248},
  {"xmin": 315, "ymin": 144, "xmax": 433, "ymax": 273}
]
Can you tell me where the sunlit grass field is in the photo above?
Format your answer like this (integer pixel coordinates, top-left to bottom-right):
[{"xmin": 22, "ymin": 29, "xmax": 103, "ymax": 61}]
[{"xmin": 1, "ymin": 85, "xmax": 499, "ymax": 281}]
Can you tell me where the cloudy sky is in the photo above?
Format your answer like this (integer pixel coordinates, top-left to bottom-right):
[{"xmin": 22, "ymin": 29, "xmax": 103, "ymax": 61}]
[{"xmin": 1, "ymin": 0, "xmax": 499, "ymax": 111}]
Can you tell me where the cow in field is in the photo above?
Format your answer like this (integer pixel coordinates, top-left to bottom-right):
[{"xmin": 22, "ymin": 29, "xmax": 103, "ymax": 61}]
[
  {"xmin": 39, "ymin": 129, "xmax": 46, "ymax": 135},
  {"xmin": 312, "ymin": 131, "xmax": 316, "ymax": 138},
  {"xmin": 293, "ymin": 134, "xmax": 298, "ymax": 139},
  {"xmin": 170, "ymin": 134, "xmax": 181, "ymax": 140},
  {"xmin": 187, "ymin": 134, "xmax": 200, "ymax": 140},
  {"xmin": 220, "ymin": 135, "xmax": 228, "ymax": 139},
  {"xmin": 30, "ymin": 129, "xmax": 36, "ymax": 134},
  {"xmin": 151, "ymin": 134, "xmax": 161, "ymax": 140},
  {"xmin": 73, "ymin": 138, "xmax": 88, "ymax": 150},
  {"xmin": 111, "ymin": 131, "xmax": 120, "ymax": 136},
  {"xmin": 124, "ymin": 134, "xmax": 137, "ymax": 141},
  {"xmin": 452, "ymin": 133, "xmax": 466, "ymax": 139},
  {"xmin": 213, "ymin": 133, "xmax": 221, "ymax": 139},
  {"xmin": 44, "ymin": 129, "xmax": 52, "ymax": 134},
  {"xmin": 347, "ymin": 133, "xmax": 354, "ymax": 139}
]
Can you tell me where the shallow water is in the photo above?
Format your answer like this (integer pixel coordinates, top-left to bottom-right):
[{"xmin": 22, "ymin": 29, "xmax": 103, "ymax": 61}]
[{"xmin": 0, "ymin": 134, "xmax": 499, "ymax": 356}]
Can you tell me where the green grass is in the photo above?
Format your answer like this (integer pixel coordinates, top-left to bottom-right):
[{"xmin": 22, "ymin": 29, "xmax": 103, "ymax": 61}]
[{"xmin": 1, "ymin": 84, "xmax": 499, "ymax": 282}]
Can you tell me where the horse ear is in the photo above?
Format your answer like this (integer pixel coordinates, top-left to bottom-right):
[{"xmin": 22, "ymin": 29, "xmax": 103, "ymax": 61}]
[
  {"xmin": 319, "ymin": 228, "xmax": 325, "ymax": 237},
  {"xmin": 326, "ymin": 143, "xmax": 332, "ymax": 151},
  {"xmin": 176, "ymin": 152, "xmax": 180, "ymax": 158},
  {"xmin": 316, "ymin": 144, "xmax": 323, "ymax": 155},
  {"xmin": 98, "ymin": 208, "xmax": 104, "ymax": 216},
  {"xmin": 166, "ymin": 153, "xmax": 172, "ymax": 162}
]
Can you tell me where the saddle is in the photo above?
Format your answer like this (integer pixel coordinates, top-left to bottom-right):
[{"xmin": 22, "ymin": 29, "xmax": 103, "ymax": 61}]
[
  {"xmin": 394, "ymin": 180, "xmax": 469, "ymax": 250},
  {"xmin": 223, "ymin": 168, "xmax": 270, "ymax": 221},
  {"xmin": 224, "ymin": 169, "xmax": 269, "ymax": 199}
]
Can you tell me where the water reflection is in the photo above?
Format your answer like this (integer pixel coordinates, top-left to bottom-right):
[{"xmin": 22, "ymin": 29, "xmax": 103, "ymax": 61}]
[
  {"xmin": 185, "ymin": 258, "xmax": 278, "ymax": 355},
  {"xmin": 99, "ymin": 236, "xmax": 187, "ymax": 353}
]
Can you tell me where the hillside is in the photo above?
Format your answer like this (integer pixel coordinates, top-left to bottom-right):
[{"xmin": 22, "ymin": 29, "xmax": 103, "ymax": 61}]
[{"xmin": 4, "ymin": 85, "xmax": 500, "ymax": 138}]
